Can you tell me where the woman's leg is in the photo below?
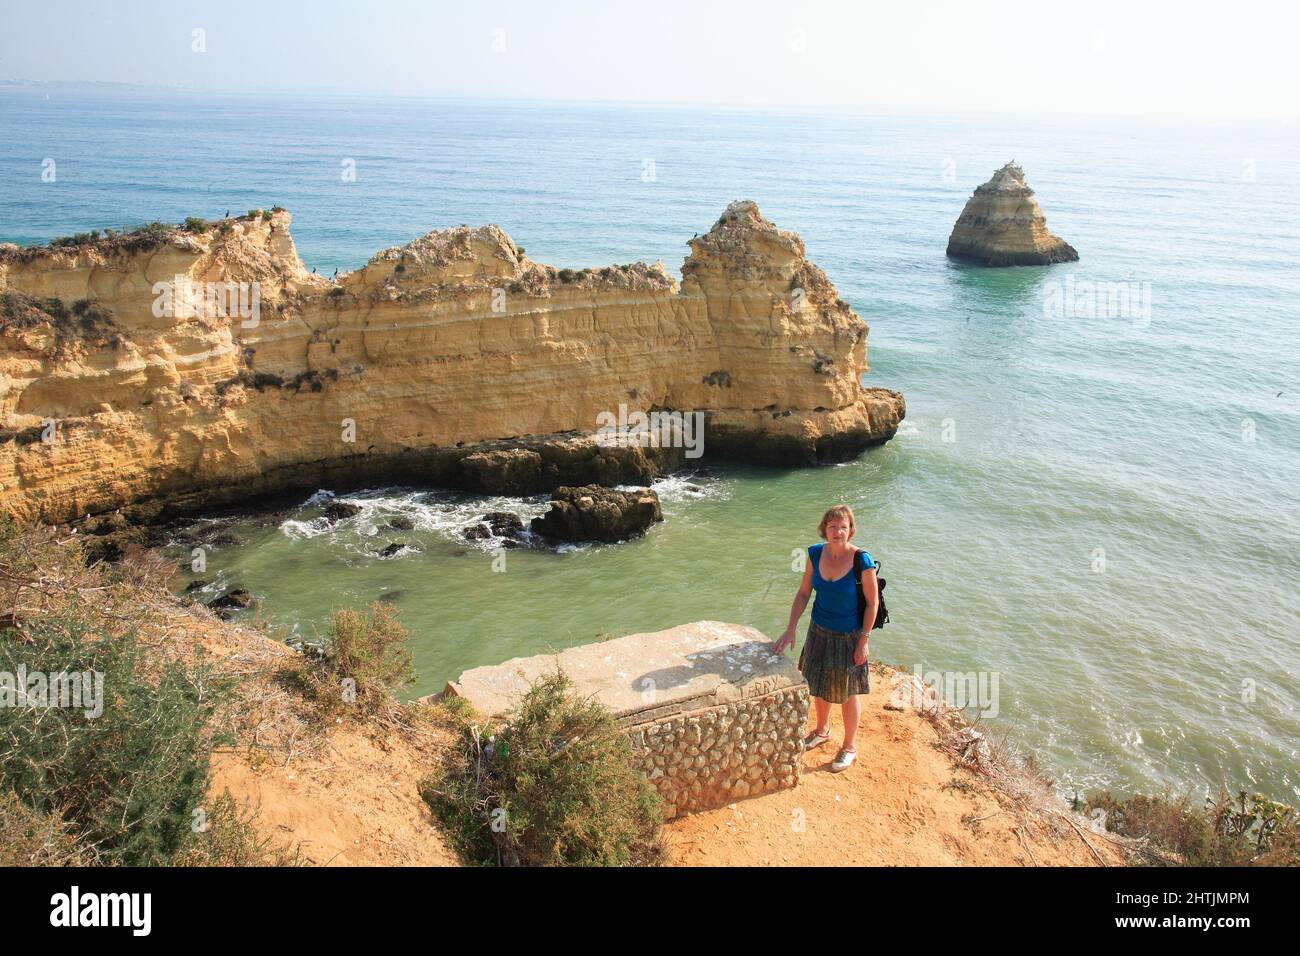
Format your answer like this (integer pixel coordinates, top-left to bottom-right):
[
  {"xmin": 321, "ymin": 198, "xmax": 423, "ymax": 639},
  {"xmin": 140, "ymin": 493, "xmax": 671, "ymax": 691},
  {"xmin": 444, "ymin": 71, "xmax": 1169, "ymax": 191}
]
[
  {"xmin": 813, "ymin": 695, "xmax": 831, "ymax": 734},
  {"xmin": 840, "ymin": 694, "xmax": 860, "ymax": 750}
]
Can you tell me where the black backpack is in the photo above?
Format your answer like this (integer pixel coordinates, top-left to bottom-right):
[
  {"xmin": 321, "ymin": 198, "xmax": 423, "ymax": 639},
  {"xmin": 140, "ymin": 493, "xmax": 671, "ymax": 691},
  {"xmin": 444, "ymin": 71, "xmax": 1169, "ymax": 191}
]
[{"xmin": 853, "ymin": 548, "xmax": 889, "ymax": 630}]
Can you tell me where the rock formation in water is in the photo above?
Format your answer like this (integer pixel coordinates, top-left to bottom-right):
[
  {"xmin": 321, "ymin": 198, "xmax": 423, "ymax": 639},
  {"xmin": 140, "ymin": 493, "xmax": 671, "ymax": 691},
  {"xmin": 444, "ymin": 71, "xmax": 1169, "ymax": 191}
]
[
  {"xmin": 946, "ymin": 162, "xmax": 1078, "ymax": 266},
  {"xmin": 529, "ymin": 484, "xmax": 663, "ymax": 543},
  {"xmin": 0, "ymin": 201, "xmax": 905, "ymax": 525}
]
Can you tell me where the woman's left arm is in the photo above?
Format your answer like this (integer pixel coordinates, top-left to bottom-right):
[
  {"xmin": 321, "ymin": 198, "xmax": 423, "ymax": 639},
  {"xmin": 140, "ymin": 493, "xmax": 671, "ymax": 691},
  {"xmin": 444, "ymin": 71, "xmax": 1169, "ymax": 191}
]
[{"xmin": 856, "ymin": 565, "xmax": 879, "ymax": 666}]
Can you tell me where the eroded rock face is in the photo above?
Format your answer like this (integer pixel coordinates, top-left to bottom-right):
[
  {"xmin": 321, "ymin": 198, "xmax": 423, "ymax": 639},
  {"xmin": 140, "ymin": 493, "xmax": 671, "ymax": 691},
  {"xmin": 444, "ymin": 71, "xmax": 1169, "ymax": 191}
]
[
  {"xmin": 529, "ymin": 485, "xmax": 663, "ymax": 543},
  {"xmin": 0, "ymin": 202, "xmax": 904, "ymax": 524},
  {"xmin": 946, "ymin": 162, "xmax": 1078, "ymax": 266}
]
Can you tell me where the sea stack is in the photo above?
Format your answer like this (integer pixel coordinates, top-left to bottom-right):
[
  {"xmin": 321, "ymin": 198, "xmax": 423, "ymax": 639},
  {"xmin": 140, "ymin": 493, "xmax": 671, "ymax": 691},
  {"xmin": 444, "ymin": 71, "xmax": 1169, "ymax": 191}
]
[{"xmin": 946, "ymin": 161, "xmax": 1078, "ymax": 266}]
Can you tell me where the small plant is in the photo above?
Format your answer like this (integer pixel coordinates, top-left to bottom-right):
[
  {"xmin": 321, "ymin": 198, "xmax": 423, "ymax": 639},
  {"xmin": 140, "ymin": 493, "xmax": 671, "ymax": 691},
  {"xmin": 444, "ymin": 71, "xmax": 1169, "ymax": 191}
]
[
  {"xmin": 421, "ymin": 671, "xmax": 664, "ymax": 866},
  {"xmin": 183, "ymin": 217, "xmax": 210, "ymax": 233},
  {"xmin": 173, "ymin": 790, "xmax": 302, "ymax": 866},
  {"xmin": 299, "ymin": 603, "xmax": 415, "ymax": 719}
]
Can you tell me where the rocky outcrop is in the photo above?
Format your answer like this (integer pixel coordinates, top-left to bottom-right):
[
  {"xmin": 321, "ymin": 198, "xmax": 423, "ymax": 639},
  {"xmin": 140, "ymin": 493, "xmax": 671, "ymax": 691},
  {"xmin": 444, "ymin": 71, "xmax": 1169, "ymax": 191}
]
[
  {"xmin": 0, "ymin": 202, "xmax": 904, "ymax": 525},
  {"xmin": 529, "ymin": 485, "xmax": 663, "ymax": 543},
  {"xmin": 946, "ymin": 162, "xmax": 1078, "ymax": 266}
]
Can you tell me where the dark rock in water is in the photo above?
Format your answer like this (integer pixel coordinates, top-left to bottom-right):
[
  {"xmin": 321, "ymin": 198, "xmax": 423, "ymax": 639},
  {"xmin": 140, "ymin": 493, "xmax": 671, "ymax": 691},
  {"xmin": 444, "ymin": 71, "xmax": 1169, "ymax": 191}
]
[
  {"xmin": 387, "ymin": 515, "xmax": 415, "ymax": 531},
  {"xmin": 185, "ymin": 579, "xmax": 209, "ymax": 592},
  {"xmin": 323, "ymin": 501, "xmax": 362, "ymax": 523},
  {"xmin": 465, "ymin": 510, "xmax": 527, "ymax": 542},
  {"xmin": 377, "ymin": 590, "xmax": 404, "ymax": 604},
  {"xmin": 208, "ymin": 587, "xmax": 252, "ymax": 610},
  {"xmin": 210, "ymin": 530, "xmax": 244, "ymax": 548},
  {"xmin": 376, "ymin": 542, "xmax": 417, "ymax": 558},
  {"xmin": 529, "ymin": 485, "xmax": 663, "ymax": 543},
  {"xmin": 483, "ymin": 511, "xmax": 525, "ymax": 535}
]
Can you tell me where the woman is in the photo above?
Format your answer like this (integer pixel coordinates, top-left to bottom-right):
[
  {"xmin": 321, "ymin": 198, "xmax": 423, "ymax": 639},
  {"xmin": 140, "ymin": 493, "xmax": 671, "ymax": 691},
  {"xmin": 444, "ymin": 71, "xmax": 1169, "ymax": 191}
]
[{"xmin": 771, "ymin": 504, "xmax": 878, "ymax": 772}]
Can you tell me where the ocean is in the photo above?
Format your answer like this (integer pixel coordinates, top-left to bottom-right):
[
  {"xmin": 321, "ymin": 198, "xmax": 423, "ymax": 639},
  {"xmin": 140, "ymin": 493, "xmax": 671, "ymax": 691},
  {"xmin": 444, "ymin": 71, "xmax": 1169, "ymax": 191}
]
[{"xmin": 2, "ymin": 85, "xmax": 1297, "ymax": 804}]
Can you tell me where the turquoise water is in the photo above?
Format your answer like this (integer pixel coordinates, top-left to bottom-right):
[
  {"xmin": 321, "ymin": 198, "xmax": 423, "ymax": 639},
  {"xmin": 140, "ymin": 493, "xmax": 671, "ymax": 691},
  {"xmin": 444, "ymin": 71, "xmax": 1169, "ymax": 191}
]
[{"xmin": 3, "ymin": 86, "xmax": 1298, "ymax": 804}]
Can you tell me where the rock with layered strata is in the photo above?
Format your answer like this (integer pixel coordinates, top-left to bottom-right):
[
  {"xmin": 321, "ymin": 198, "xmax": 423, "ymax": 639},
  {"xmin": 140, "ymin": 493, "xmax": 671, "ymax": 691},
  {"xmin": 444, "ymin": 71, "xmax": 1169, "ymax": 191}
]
[
  {"xmin": 0, "ymin": 202, "xmax": 904, "ymax": 525},
  {"xmin": 946, "ymin": 162, "xmax": 1078, "ymax": 266}
]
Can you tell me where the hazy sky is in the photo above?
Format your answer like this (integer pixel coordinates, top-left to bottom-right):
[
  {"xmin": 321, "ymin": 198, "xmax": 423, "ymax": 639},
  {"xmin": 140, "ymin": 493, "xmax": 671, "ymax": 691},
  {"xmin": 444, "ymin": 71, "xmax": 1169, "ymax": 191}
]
[{"xmin": 3, "ymin": 0, "xmax": 1297, "ymax": 118}]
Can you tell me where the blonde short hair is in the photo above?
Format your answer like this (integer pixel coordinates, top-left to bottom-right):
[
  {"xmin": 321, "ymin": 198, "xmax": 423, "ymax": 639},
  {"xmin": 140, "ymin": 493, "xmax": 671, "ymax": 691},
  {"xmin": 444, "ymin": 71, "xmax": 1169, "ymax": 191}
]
[{"xmin": 818, "ymin": 505, "xmax": 856, "ymax": 540}]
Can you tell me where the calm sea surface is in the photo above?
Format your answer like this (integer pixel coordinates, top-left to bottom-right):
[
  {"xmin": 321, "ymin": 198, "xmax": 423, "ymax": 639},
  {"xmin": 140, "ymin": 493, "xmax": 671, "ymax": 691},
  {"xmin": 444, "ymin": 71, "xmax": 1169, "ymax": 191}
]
[{"xmin": 3, "ymin": 86, "xmax": 1297, "ymax": 803}]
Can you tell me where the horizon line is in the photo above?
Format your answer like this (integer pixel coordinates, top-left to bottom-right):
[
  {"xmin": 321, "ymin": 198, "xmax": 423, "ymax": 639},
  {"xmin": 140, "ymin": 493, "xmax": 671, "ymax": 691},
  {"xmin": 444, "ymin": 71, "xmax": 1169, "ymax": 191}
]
[{"xmin": 2, "ymin": 78, "xmax": 1297, "ymax": 126}]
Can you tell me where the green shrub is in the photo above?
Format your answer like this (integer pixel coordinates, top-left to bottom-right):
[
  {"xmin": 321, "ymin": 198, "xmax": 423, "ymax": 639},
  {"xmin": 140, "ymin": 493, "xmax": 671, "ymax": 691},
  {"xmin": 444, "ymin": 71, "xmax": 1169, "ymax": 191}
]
[
  {"xmin": 422, "ymin": 671, "xmax": 663, "ymax": 866},
  {"xmin": 0, "ymin": 608, "xmax": 227, "ymax": 865},
  {"xmin": 183, "ymin": 217, "xmax": 210, "ymax": 233},
  {"xmin": 174, "ymin": 790, "xmax": 302, "ymax": 866},
  {"xmin": 300, "ymin": 603, "xmax": 415, "ymax": 718},
  {"xmin": 1085, "ymin": 788, "xmax": 1299, "ymax": 866},
  {"xmin": 0, "ymin": 790, "xmax": 88, "ymax": 866}
]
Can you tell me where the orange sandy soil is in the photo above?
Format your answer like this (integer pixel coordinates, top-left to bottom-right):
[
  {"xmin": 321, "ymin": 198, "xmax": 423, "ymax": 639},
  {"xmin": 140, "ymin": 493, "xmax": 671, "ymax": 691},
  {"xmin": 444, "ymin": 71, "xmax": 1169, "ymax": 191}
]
[
  {"xmin": 177, "ymin": 607, "xmax": 460, "ymax": 866},
  {"xmin": 663, "ymin": 675, "xmax": 1125, "ymax": 867},
  {"xmin": 211, "ymin": 646, "xmax": 1123, "ymax": 866},
  {"xmin": 188, "ymin": 603, "xmax": 1117, "ymax": 868},
  {"xmin": 207, "ymin": 618, "xmax": 1120, "ymax": 866},
  {"xmin": 212, "ymin": 729, "xmax": 458, "ymax": 867}
]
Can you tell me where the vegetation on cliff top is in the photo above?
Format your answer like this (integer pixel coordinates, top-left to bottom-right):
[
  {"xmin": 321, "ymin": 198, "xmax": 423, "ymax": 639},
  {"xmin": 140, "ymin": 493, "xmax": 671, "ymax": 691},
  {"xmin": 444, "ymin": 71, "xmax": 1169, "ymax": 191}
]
[
  {"xmin": 0, "ymin": 520, "xmax": 299, "ymax": 865},
  {"xmin": 1082, "ymin": 788, "xmax": 1299, "ymax": 866},
  {"xmin": 422, "ymin": 672, "xmax": 665, "ymax": 867}
]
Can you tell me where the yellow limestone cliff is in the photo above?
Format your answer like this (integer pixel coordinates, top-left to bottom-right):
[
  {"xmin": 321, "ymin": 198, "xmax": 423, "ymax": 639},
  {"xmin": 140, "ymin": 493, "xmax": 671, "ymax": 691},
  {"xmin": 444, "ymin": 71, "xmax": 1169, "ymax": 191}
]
[{"xmin": 0, "ymin": 201, "xmax": 904, "ymax": 524}]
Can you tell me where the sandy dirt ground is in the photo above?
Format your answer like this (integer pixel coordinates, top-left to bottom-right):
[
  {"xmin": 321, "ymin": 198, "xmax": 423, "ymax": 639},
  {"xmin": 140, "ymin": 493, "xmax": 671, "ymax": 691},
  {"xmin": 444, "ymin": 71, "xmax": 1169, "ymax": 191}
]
[{"xmin": 664, "ymin": 679, "xmax": 1124, "ymax": 867}]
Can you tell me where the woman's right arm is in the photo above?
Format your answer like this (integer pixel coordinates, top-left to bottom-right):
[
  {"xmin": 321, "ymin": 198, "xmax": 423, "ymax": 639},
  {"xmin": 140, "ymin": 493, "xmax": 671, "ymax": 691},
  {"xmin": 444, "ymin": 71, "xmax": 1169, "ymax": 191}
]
[{"xmin": 772, "ymin": 558, "xmax": 814, "ymax": 654}]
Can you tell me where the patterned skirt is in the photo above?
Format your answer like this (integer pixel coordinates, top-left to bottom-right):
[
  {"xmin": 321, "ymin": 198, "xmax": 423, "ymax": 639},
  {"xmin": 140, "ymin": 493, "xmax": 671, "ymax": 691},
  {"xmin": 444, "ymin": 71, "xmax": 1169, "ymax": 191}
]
[{"xmin": 797, "ymin": 619, "xmax": 871, "ymax": 703}]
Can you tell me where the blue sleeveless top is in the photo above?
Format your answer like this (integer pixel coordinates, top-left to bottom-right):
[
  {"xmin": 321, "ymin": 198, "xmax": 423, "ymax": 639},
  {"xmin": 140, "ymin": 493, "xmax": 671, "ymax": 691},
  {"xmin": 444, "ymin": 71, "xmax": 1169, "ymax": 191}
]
[{"xmin": 808, "ymin": 543, "xmax": 873, "ymax": 632}]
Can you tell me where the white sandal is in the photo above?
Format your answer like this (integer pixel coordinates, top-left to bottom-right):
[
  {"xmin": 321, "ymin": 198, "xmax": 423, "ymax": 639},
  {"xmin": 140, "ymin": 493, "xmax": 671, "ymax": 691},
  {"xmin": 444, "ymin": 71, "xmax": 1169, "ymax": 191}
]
[{"xmin": 831, "ymin": 747, "xmax": 857, "ymax": 772}]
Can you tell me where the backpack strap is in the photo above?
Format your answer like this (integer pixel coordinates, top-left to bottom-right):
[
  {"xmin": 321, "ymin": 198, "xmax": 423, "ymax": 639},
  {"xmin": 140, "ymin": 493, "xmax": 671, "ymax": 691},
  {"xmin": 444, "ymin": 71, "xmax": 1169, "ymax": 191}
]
[{"xmin": 852, "ymin": 548, "xmax": 866, "ymax": 627}]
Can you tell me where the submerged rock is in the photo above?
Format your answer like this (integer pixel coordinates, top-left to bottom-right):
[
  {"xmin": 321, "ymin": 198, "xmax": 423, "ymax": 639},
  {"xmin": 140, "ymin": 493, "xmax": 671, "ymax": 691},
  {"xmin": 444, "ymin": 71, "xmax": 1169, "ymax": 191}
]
[
  {"xmin": 386, "ymin": 515, "xmax": 415, "ymax": 531},
  {"xmin": 946, "ymin": 161, "xmax": 1078, "ymax": 266},
  {"xmin": 465, "ymin": 510, "xmax": 528, "ymax": 543},
  {"xmin": 208, "ymin": 587, "xmax": 251, "ymax": 610},
  {"xmin": 529, "ymin": 485, "xmax": 663, "ymax": 543}
]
